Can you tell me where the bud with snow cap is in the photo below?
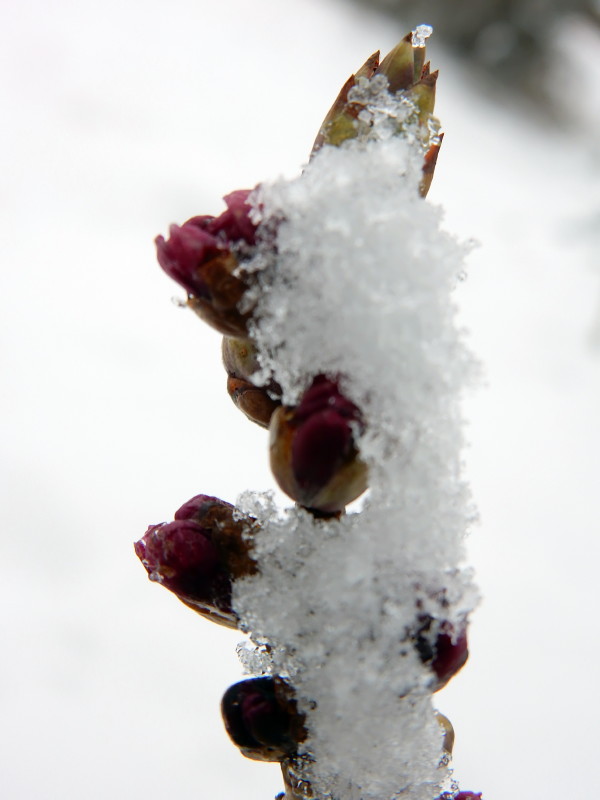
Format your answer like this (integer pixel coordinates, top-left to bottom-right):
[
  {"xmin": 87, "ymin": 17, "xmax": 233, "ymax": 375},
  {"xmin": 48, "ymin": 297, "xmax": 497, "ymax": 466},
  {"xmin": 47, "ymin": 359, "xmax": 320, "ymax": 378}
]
[
  {"xmin": 221, "ymin": 677, "xmax": 305, "ymax": 762},
  {"xmin": 222, "ymin": 336, "xmax": 282, "ymax": 428},
  {"xmin": 134, "ymin": 494, "xmax": 258, "ymax": 628},
  {"xmin": 311, "ymin": 28, "xmax": 442, "ymax": 197},
  {"xmin": 155, "ymin": 190, "xmax": 258, "ymax": 336},
  {"xmin": 269, "ymin": 375, "xmax": 368, "ymax": 514}
]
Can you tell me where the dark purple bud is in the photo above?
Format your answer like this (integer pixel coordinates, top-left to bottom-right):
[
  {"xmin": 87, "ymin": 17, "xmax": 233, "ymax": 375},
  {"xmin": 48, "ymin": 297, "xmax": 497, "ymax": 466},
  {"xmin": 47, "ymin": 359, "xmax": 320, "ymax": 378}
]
[
  {"xmin": 269, "ymin": 375, "xmax": 368, "ymax": 513},
  {"xmin": 173, "ymin": 493, "xmax": 234, "ymax": 522},
  {"xmin": 135, "ymin": 495, "xmax": 257, "ymax": 628},
  {"xmin": 135, "ymin": 520, "xmax": 220, "ymax": 588},
  {"xmin": 221, "ymin": 677, "xmax": 304, "ymax": 762},
  {"xmin": 414, "ymin": 615, "xmax": 469, "ymax": 691},
  {"xmin": 155, "ymin": 190, "xmax": 259, "ymax": 336},
  {"xmin": 455, "ymin": 794, "xmax": 483, "ymax": 800},
  {"xmin": 155, "ymin": 219, "xmax": 222, "ymax": 298},
  {"xmin": 432, "ymin": 625, "xmax": 468, "ymax": 687}
]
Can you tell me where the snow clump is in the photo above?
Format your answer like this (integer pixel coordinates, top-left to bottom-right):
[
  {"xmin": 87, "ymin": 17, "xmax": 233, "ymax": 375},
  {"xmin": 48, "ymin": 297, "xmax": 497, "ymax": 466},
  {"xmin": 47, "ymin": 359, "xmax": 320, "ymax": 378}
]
[{"xmin": 233, "ymin": 91, "xmax": 478, "ymax": 800}]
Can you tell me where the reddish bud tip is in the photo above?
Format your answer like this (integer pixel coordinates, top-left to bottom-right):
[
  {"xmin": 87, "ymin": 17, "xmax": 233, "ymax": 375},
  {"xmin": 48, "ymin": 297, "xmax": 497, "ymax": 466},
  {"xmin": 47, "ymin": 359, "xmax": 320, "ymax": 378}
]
[
  {"xmin": 155, "ymin": 220, "xmax": 221, "ymax": 298},
  {"xmin": 173, "ymin": 492, "xmax": 231, "ymax": 521},
  {"xmin": 135, "ymin": 518, "xmax": 227, "ymax": 606},
  {"xmin": 212, "ymin": 190, "xmax": 257, "ymax": 245}
]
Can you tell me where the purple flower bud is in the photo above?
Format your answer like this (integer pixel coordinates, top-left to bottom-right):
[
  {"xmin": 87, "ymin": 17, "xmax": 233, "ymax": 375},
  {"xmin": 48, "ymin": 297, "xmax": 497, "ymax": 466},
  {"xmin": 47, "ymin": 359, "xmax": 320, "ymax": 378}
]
[
  {"xmin": 221, "ymin": 677, "xmax": 304, "ymax": 762},
  {"xmin": 269, "ymin": 375, "xmax": 368, "ymax": 513},
  {"xmin": 155, "ymin": 190, "xmax": 258, "ymax": 336},
  {"xmin": 454, "ymin": 794, "xmax": 483, "ymax": 800},
  {"xmin": 414, "ymin": 615, "xmax": 469, "ymax": 691},
  {"xmin": 134, "ymin": 494, "xmax": 257, "ymax": 628}
]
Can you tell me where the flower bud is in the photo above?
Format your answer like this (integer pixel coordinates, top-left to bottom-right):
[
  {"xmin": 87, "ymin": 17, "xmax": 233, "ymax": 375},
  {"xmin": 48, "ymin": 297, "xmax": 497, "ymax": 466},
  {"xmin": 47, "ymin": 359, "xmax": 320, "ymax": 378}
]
[
  {"xmin": 221, "ymin": 677, "xmax": 305, "ymax": 762},
  {"xmin": 455, "ymin": 794, "xmax": 483, "ymax": 799},
  {"xmin": 269, "ymin": 375, "xmax": 368, "ymax": 514},
  {"xmin": 222, "ymin": 337, "xmax": 282, "ymax": 428},
  {"xmin": 311, "ymin": 34, "xmax": 443, "ymax": 193},
  {"xmin": 414, "ymin": 615, "xmax": 469, "ymax": 691},
  {"xmin": 155, "ymin": 190, "xmax": 257, "ymax": 336},
  {"xmin": 134, "ymin": 494, "xmax": 257, "ymax": 628}
]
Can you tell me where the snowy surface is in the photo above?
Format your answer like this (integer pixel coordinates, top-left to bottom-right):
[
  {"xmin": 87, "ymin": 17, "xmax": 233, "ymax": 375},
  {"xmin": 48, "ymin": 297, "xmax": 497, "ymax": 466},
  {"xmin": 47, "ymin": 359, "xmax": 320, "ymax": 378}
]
[
  {"xmin": 1, "ymin": 1, "xmax": 599, "ymax": 799},
  {"xmin": 234, "ymin": 127, "xmax": 477, "ymax": 797}
]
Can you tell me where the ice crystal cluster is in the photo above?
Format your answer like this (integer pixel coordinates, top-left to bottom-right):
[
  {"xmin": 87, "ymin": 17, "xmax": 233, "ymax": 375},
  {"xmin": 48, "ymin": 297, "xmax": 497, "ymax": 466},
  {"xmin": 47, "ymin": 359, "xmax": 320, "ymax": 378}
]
[{"xmin": 232, "ymin": 99, "xmax": 478, "ymax": 799}]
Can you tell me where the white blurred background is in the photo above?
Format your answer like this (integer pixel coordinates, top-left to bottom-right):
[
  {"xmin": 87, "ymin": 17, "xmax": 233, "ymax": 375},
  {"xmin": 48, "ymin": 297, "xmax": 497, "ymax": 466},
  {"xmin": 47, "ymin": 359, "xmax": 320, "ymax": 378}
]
[{"xmin": 1, "ymin": 0, "xmax": 599, "ymax": 797}]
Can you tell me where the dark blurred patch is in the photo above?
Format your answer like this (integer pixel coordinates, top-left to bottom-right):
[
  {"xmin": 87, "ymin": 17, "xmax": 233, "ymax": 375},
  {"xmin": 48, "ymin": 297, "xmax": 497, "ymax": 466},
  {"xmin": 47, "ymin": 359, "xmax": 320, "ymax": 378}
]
[{"xmin": 347, "ymin": 0, "xmax": 599, "ymax": 111}]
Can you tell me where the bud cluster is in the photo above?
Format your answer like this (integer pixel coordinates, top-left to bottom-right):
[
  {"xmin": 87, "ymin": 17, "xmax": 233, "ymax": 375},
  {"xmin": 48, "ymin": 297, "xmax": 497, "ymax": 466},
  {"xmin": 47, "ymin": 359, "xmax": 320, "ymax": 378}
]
[{"xmin": 137, "ymin": 28, "xmax": 483, "ymax": 800}]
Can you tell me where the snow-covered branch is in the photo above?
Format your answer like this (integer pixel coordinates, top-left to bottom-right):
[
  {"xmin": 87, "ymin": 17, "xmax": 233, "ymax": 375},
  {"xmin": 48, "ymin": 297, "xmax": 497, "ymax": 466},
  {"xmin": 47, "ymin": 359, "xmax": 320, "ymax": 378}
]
[{"xmin": 137, "ymin": 29, "xmax": 482, "ymax": 800}]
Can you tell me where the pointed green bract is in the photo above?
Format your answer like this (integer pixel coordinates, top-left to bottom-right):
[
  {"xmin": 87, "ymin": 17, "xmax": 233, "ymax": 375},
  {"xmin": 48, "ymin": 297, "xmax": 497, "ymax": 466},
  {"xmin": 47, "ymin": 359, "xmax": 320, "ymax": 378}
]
[
  {"xmin": 312, "ymin": 52, "xmax": 379, "ymax": 154},
  {"xmin": 309, "ymin": 30, "xmax": 443, "ymax": 195},
  {"xmin": 375, "ymin": 33, "xmax": 415, "ymax": 92}
]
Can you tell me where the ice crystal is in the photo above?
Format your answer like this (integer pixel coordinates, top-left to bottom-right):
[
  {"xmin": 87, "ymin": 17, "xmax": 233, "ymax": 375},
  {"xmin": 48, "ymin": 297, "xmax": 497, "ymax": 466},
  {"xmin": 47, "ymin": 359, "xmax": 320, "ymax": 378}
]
[{"xmin": 412, "ymin": 24, "xmax": 434, "ymax": 49}]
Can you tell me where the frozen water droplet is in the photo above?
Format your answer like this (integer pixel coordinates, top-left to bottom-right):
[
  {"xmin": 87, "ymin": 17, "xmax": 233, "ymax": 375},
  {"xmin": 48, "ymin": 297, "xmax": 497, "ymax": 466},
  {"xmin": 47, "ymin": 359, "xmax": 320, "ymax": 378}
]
[
  {"xmin": 412, "ymin": 24, "xmax": 433, "ymax": 48},
  {"xmin": 171, "ymin": 294, "xmax": 188, "ymax": 308}
]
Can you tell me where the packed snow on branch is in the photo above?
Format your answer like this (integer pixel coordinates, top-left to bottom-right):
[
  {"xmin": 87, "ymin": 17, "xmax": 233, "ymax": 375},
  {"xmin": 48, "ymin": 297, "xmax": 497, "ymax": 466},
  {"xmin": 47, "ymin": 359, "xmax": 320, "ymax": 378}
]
[{"xmin": 233, "ymin": 87, "xmax": 479, "ymax": 800}]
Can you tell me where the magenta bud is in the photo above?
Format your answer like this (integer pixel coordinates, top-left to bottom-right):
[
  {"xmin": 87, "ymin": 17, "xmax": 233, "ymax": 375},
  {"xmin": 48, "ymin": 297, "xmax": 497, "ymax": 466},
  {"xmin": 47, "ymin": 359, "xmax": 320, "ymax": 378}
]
[
  {"xmin": 155, "ymin": 219, "xmax": 222, "ymax": 298},
  {"xmin": 269, "ymin": 376, "xmax": 368, "ymax": 514},
  {"xmin": 414, "ymin": 616, "xmax": 469, "ymax": 690},
  {"xmin": 221, "ymin": 677, "xmax": 304, "ymax": 762},
  {"xmin": 155, "ymin": 190, "xmax": 258, "ymax": 336},
  {"xmin": 135, "ymin": 495, "xmax": 257, "ymax": 628},
  {"xmin": 455, "ymin": 794, "xmax": 483, "ymax": 800},
  {"xmin": 134, "ymin": 519, "xmax": 234, "ymax": 624}
]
